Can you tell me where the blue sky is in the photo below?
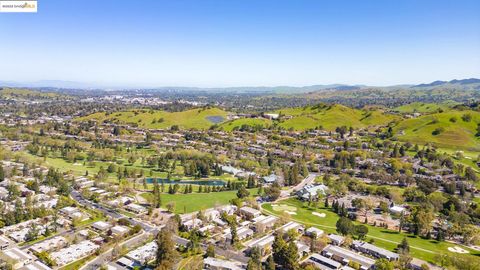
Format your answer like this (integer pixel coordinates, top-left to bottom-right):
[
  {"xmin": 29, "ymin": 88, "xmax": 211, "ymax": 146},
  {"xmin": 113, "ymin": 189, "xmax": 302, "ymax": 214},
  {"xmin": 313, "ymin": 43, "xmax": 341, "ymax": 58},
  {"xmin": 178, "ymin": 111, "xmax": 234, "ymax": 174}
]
[{"xmin": 1, "ymin": 0, "xmax": 479, "ymax": 87}]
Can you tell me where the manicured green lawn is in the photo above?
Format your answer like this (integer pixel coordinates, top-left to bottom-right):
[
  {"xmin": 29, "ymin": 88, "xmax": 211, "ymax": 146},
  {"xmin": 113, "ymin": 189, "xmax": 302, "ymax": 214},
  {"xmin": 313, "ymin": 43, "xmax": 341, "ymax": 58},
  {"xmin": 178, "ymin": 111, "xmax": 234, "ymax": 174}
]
[
  {"xmin": 20, "ymin": 152, "xmax": 238, "ymax": 185},
  {"xmin": 141, "ymin": 188, "xmax": 257, "ymax": 214},
  {"xmin": 262, "ymin": 198, "xmax": 480, "ymax": 263}
]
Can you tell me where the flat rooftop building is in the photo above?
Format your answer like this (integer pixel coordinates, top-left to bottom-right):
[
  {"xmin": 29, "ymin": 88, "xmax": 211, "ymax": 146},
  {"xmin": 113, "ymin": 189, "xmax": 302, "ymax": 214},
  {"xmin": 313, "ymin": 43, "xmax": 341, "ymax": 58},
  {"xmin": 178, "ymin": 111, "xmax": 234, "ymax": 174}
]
[
  {"xmin": 126, "ymin": 241, "xmax": 158, "ymax": 263},
  {"xmin": 19, "ymin": 261, "xmax": 52, "ymax": 270},
  {"xmin": 50, "ymin": 240, "xmax": 99, "ymax": 266},
  {"xmin": 204, "ymin": 257, "xmax": 245, "ymax": 270},
  {"xmin": 279, "ymin": 221, "xmax": 304, "ymax": 233},
  {"xmin": 240, "ymin": 206, "xmax": 261, "ymax": 219},
  {"xmin": 306, "ymin": 227, "xmax": 324, "ymax": 237},
  {"xmin": 0, "ymin": 235, "xmax": 11, "ymax": 250},
  {"xmin": 246, "ymin": 234, "xmax": 275, "ymax": 251},
  {"xmin": 0, "ymin": 247, "xmax": 35, "ymax": 269},
  {"xmin": 322, "ymin": 245, "xmax": 375, "ymax": 270},
  {"xmin": 92, "ymin": 221, "xmax": 112, "ymax": 232},
  {"xmin": 308, "ymin": 253, "xmax": 342, "ymax": 270},
  {"xmin": 352, "ymin": 241, "xmax": 399, "ymax": 261}
]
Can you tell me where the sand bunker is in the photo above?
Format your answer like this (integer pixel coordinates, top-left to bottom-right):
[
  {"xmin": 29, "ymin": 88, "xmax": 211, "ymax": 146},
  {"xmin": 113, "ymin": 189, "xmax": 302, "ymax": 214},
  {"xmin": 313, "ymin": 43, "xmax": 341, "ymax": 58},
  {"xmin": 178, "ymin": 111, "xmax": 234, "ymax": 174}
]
[
  {"xmin": 312, "ymin": 212, "xmax": 326, "ymax": 218},
  {"xmin": 448, "ymin": 246, "xmax": 469, "ymax": 254},
  {"xmin": 285, "ymin": 211, "xmax": 297, "ymax": 215}
]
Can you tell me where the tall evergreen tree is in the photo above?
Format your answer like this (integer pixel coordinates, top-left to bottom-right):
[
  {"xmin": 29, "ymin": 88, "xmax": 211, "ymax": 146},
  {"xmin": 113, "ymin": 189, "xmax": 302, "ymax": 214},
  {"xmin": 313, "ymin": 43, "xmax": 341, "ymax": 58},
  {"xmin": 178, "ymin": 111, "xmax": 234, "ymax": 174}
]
[{"xmin": 155, "ymin": 229, "xmax": 178, "ymax": 269}]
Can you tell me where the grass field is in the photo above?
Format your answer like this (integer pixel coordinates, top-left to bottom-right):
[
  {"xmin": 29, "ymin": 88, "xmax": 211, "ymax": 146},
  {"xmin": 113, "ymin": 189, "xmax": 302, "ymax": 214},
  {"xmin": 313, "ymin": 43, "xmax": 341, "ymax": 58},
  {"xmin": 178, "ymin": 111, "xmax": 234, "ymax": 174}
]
[
  {"xmin": 262, "ymin": 198, "xmax": 480, "ymax": 263},
  {"xmin": 394, "ymin": 101, "xmax": 458, "ymax": 113},
  {"xmin": 0, "ymin": 88, "xmax": 64, "ymax": 99},
  {"xmin": 76, "ymin": 107, "xmax": 229, "ymax": 130},
  {"xmin": 394, "ymin": 110, "xmax": 480, "ymax": 151},
  {"xmin": 218, "ymin": 118, "xmax": 272, "ymax": 131},
  {"xmin": 275, "ymin": 105, "xmax": 399, "ymax": 131},
  {"xmin": 141, "ymin": 188, "xmax": 257, "ymax": 214},
  {"xmin": 19, "ymin": 152, "xmax": 239, "ymax": 186}
]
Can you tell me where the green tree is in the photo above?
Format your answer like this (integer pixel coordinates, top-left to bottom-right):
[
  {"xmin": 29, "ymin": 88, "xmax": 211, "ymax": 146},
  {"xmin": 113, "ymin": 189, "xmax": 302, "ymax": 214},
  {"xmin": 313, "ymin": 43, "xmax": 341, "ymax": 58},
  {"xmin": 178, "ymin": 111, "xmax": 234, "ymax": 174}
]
[
  {"xmin": 266, "ymin": 255, "xmax": 276, "ymax": 270},
  {"xmin": 397, "ymin": 237, "xmax": 410, "ymax": 254},
  {"xmin": 284, "ymin": 240, "xmax": 299, "ymax": 270},
  {"xmin": 247, "ymin": 246, "xmax": 262, "ymax": 270},
  {"xmin": 0, "ymin": 165, "xmax": 4, "ymax": 182},
  {"xmin": 205, "ymin": 244, "xmax": 215, "ymax": 258},
  {"xmin": 155, "ymin": 229, "xmax": 178, "ymax": 269},
  {"xmin": 237, "ymin": 185, "xmax": 250, "ymax": 199},
  {"xmin": 354, "ymin": 225, "xmax": 368, "ymax": 240},
  {"xmin": 374, "ymin": 258, "xmax": 394, "ymax": 270},
  {"xmin": 336, "ymin": 217, "xmax": 354, "ymax": 236},
  {"xmin": 230, "ymin": 223, "xmax": 239, "ymax": 245},
  {"xmin": 272, "ymin": 234, "xmax": 287, "ymax": 266}
]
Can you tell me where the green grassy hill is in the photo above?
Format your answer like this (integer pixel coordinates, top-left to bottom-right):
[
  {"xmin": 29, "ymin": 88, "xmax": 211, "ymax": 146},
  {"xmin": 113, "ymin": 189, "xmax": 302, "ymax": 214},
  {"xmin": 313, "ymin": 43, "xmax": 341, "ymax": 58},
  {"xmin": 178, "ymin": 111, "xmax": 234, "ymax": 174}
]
[
  {"xmin": 394, "ymin": 110, "xmax": 480, "ymax": 151},
  {"xmin": 0, "ymin": 88, "xmax": 64, "ymax": 99},
  {"xmin": 77, "ymin": 107, "xmax": 229, "ymax": 130},
  {"xmin": 218, "ymin": 118, "xmax": 272, "ymax": 131},
  {"xmin": 276, "ymin": 104, "xmax": 399, "ymax": 131},
  {"xmin": 394, "ymin": 101, "xmax": 458, "ymax": 113}
]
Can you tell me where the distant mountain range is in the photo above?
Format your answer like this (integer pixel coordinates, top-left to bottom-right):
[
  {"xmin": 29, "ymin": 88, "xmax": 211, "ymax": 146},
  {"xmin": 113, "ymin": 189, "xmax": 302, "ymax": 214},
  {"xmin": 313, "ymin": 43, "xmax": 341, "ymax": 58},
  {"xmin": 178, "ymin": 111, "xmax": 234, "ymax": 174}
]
[
  {"xmin": 0, "ymin": 78, "xmax": 479, "ymax": 93},
  {"xmin": 414, "ymin": 78, "xmax": 480, "ymax": 88}
]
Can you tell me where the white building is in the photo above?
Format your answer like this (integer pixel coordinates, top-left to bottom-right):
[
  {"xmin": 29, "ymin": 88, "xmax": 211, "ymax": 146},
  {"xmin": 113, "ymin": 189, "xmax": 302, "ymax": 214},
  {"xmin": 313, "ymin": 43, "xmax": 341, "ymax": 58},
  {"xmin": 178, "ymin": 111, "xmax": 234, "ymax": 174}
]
[
  {"xmin": 125, "ymin": 203, "xmax": 147, "ymax": 214},
  {"xmin": 239, "ymin": 206, "xmax": 261, "ymax": 220},
  {"xmin": 126, "ymin": 241, "xmax": 157, "ymax": 264},
  {"xmin": 0, "ymin": 247, "xmax": 35, "ymax": 269},
  {"xmin": 204, "ymin": 257, "xmax": 245, "ymax": 270},
  {"xmin": 92, "ymin": 221, "xmax": 112, "ymax": 232},
  {"xmin": 50, "ymin": 240, "xmax": 99, "ymax": 266}
]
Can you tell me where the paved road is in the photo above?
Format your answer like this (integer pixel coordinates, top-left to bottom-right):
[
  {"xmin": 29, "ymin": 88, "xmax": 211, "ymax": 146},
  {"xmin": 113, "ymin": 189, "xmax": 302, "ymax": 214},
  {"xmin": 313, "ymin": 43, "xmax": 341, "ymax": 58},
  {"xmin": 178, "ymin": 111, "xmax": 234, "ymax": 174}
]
[
  {"xmin": 71, "ymin": 190, "xmax": 157, "ymax": 233},
  {"xmin": 71, "ymin": 190, "xmax": 250, "ymax": 268},
  {"xmin": 280, "ymin": 173, "xmax": 318, "ymax": 198},
  {"xmin": 71, "ymin": 190, "xmax": 162, "ymax": 269},
  {"xmin": 80, "ymin": 231, "xmax": 151, "ymax": 270}
]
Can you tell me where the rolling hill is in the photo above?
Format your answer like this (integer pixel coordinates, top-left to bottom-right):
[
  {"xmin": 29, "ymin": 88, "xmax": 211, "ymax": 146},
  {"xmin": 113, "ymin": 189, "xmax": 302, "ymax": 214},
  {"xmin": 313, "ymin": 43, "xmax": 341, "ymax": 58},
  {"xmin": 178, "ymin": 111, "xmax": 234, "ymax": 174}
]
[
  {"xmin": 393, "ymin": 110, "xmax": 480, "ymax": 151},
  {"xmin": 76, "ymin": 107, "xmax": 229, "ymax": 130},
  {"xmin": 218, "ymin": 118, "xmax": 272, "ymax": 131},
  {"xmin": 276, "ymin": 104, "xmax": 400, "ymax": 131},
  {"xmin": 394, "ymin": 101, "xmax": 459, "ymax": 113},
  {"xmin": 0, "ymin": 88, "xmax": 65, "ymax": 99}
]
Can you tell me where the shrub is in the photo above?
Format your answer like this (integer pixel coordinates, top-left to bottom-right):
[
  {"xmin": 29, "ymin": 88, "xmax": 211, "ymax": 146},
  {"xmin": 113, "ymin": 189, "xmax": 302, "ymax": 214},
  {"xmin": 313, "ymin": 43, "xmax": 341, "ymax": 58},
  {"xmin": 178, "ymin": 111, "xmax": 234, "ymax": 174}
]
[
  {"xmin": 432, "ymin": 127, "xmax": 445, "ymax": 135},
  {"xmin": 461, "ymin": 113, "xmax": 472, "ymax": 122}
]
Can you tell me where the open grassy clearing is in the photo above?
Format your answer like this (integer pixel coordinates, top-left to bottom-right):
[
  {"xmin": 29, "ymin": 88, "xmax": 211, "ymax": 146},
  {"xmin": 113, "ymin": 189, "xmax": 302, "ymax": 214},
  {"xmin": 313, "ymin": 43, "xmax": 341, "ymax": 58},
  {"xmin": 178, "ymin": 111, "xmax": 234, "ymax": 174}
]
[
  {"xmin": 218, "ymin": 118, "xmax": 272, "ymax": 131},
  {"xmin": 262, "ymin": 198, "xmax": 480, "ymax": 263},
  {"xmin": 394, "ymin": 110, "xmax": 480, "ymax": 151},
  {"xmin": 394, "ymin": 101, "xmax": 458, "ymax": 113},
  {"xmin": 20, "ymin": 151, "xmax": 238, "ymax": 186},
  {"xmin": 76, "ymin": 107, "xmax": 229, "ymax": 130},
  {"xmin": 140, "ymin": 188, "xmax": 257, "ymax": 214},
  {"xmin": 0, "ymin": 88, "xmax": 64, "ymax": 99},
  {"xmin": 275, "ymin": 105, "xmax": 399, "ymax": 131}
]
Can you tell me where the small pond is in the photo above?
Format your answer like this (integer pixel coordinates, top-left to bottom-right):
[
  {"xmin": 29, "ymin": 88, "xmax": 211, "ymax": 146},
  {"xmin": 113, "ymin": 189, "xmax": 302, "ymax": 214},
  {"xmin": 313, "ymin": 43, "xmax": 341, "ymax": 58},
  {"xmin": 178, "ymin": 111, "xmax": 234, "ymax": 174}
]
[{"xmin": 206, "ymin": 115, "xmax": 225, "ymax": 124}]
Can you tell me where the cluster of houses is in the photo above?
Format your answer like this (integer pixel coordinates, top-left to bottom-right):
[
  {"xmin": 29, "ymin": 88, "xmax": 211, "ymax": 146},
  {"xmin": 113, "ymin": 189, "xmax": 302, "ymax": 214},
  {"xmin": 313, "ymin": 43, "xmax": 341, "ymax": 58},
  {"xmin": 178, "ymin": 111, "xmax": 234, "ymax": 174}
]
[
  {"xmin": 305, "ymin": 237, "xmax": 400, "ymax": 270},
  {"xmin": 168, "ymin": 202, "xmax": 406, "ymax": 270},
  {"xmin": 0, "ymin": 159, "xmax": 148, "ymax": 269},
  {"xmin": 75, "ymin": 176, "xmax": 148, "ymax": 215},
  {"xmin": 111, "ymin": 241, "xmax": 158, "ymax": 269}
]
